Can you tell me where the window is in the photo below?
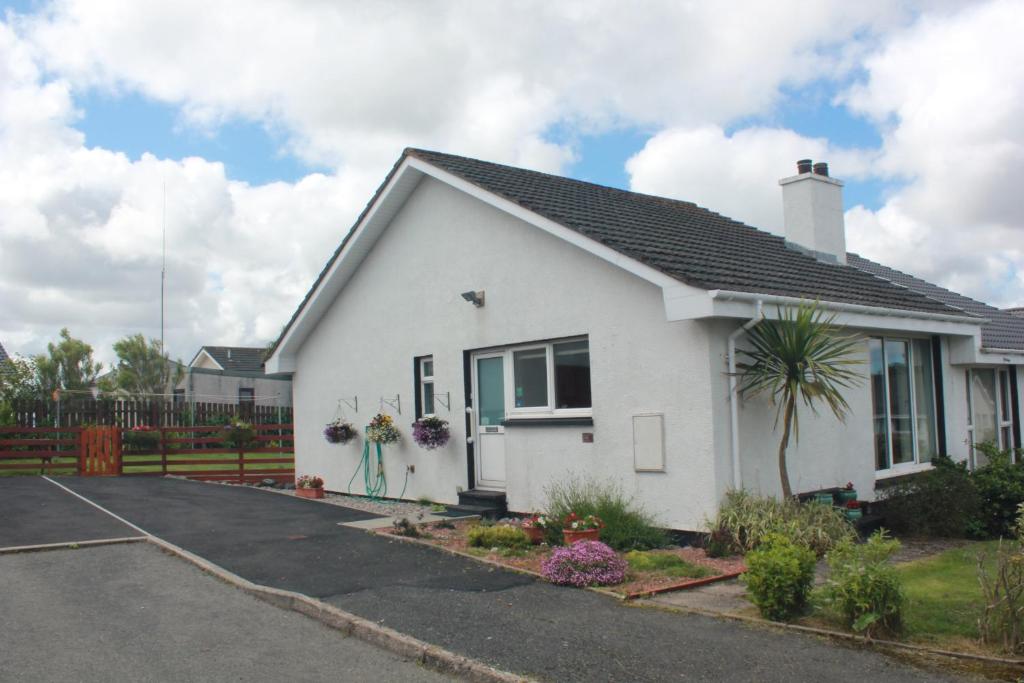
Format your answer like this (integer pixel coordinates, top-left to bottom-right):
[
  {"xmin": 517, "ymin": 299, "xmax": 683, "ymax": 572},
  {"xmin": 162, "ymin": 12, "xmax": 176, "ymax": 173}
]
[
  {"xmin": 419, "ymin": 357, "xmax": 435, "ymax": 417},
  {"xmin": 238, "ymin": 388, "xmax": 255, "ymax": 405},
  {"xmin": 870, "ymin": 337, "xmax": 938, "ymax": 473},
  {"xmin": 508, "ymin": 337, "xmax": 591, "ymax": 417},
  {"xmin": 967, "ymin": 368, "xmax": 1016, "ymax": 464},
  {"xmin": 173, "ymin": 389, "xmax": 185, "ymax": 405}
]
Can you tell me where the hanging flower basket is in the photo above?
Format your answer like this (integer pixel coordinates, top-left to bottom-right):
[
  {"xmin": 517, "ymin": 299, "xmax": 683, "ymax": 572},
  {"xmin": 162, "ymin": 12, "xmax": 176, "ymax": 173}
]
[
  {"xmin": 366, "ymin": 413, "xmax": 400, "ymax": 444},
  {"xmin": 324, "ymin": 419, "xmax": 357, "ymax": 445},
  {"xmin": 411, "ymin": 416, "xmax": 450, "ymax": 450}
]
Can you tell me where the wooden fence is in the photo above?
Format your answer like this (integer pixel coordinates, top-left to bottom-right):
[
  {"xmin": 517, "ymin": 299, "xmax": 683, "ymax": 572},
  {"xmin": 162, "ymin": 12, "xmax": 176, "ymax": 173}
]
[
  {"xmin": 0, "ymin": 423, "xmax": 294, "ymax": 483},
  {"xmin": 10, "ymin": 398, "xmax": 292, "ymax": 428}
]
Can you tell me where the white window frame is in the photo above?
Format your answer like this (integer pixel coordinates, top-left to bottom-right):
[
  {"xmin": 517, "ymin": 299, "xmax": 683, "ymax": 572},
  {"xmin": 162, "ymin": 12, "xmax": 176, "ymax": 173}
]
[
  {"xmin": 504, "ymin": 336, "xmax": 592, "ymax": 420},
  {"xmin": 872, "ymin": 336, "xmax": 939, "ymax": 478},
  {"xmin": 966, "ymin": 367, "xmax": 1015, "ymax": 456},
  {"xmin": 419, "ymin": 356, "xmax": 435, "ymax": 418}
]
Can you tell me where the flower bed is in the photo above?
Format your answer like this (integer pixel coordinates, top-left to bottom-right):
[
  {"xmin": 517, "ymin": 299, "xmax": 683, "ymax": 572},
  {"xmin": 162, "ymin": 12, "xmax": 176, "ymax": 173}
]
[{"xmin": 376, "ymin": 519, "xmax": 745, "ymax": 597}]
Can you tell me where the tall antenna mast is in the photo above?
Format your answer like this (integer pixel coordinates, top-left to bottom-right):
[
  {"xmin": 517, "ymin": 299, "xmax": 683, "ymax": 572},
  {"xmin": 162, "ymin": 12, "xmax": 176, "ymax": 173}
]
[{"xmin": 161, "ymin": 181, "xmax": 166, "ymax": 354}]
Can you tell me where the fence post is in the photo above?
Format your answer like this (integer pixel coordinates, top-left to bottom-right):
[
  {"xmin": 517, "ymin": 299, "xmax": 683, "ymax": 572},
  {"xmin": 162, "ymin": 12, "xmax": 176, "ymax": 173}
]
[
  {"xmin": 117, "ymin": 426, "xmax": 124, "ymax": 476},
  {"xmin": 77, "ymin": 428, "xmax": 86, "ymax": 476},
  {"xmin": 161, "ymin": 427, "xmax": 168, "ymax": 476},
  {"xmin": 238, "ymin": 442, "xmax": 245, "ymax": 483}
]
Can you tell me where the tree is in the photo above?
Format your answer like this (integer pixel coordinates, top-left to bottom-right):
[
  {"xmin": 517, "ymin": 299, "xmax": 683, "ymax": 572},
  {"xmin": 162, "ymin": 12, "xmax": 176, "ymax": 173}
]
[
  {"xmin": 34, "ymin": 328, "xmax": 102, "ymax": 396},
  {"xmin": 108, "ymin": 334, "xmax": 184, "ymax": 397},
  {"xmin": 735, "ymin": 301, "xmax": 863, "ymax": 498},
  {"xmin": 0, "ymin": 355, "xmax": 39, "ymax": 424}
]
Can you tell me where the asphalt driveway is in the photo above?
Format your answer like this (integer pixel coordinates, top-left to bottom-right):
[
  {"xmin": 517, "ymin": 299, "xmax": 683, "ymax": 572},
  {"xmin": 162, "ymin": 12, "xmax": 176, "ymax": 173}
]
[{"xmin": 9, "ymin": 476, "xmax": 968, "ymax": 683}]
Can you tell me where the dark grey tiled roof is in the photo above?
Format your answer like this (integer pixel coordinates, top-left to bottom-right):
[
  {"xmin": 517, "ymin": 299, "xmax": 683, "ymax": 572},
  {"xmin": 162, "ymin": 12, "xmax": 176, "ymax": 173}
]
[
  {"xmin": 0, "ymin": 341, "xmax": 8, "ymax": 364},
  {"xmin": 200, "ymin": 346, "xmax": 266, "ymax": 373},
  {"xmin": 409, "ymin": 149, "xmax": 964, "ymax": 317},
  {"xmin": 849, "ymin": 255, "xmax": 1024, "ymax": 351}
]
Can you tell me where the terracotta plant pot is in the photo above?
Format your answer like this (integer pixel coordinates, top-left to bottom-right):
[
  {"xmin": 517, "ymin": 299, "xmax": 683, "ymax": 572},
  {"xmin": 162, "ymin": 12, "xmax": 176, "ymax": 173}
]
[
  {"xmin": 562, "ymin": 528, "xmax": 601, "ymax": 544},
  {"xmin": 523, "ymin": 526, "xmax": 544, "ymax": 545},
  {"xmin": 296, "ymin": 487, "xmax": 324, "ymax": 499}
]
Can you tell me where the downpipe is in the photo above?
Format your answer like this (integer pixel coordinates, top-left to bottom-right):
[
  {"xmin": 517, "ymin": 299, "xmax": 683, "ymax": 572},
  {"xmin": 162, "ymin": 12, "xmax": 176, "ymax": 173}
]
[{"xmin": 728, "ymin": 300, "xmax": 763, "ymax": 490}]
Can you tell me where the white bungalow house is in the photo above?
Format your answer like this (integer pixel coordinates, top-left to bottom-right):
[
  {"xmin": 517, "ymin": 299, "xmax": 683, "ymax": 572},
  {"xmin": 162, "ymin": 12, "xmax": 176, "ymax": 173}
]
[{"xmin": 265, "ymin": 149, "xmax": 1022, "ymax": 531}]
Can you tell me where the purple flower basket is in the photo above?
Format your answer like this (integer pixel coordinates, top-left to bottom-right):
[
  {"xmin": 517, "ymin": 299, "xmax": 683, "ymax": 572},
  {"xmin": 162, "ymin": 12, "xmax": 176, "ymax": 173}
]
[
  {"xmin": 541, "ymin": 540, "xmax": 627, "ymax": 587},
  {"xmin": 411, "ymin": 416, "xmax": 450, "ymax": 450}
]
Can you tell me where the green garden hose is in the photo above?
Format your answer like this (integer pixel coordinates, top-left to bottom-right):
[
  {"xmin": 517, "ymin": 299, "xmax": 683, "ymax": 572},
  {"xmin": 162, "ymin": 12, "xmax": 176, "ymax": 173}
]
[{"xmin": 347, "ymin": 430, "xmax": 387, "ymax": 500}]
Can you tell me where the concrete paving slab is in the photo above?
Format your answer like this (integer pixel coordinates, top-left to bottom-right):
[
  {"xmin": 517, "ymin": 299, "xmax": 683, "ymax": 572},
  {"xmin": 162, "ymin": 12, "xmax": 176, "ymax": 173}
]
[
  {"xmin": 0, "ymin": 477, "xmax": 135, "ymax": 548},
  {"xmin": 0, "ymin": 542, "xmax": 451, "ymax": 682},
  {"xmin": 340, "ymin": 512, "xmax": 479, "ymax": 530},
  {"xmin": 644, "ymin": 577, "xmax": 752, "ymax": 615}
]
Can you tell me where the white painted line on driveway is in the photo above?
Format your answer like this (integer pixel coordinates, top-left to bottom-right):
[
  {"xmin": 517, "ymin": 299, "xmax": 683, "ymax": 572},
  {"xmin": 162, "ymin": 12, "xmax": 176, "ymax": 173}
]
[{"xmin": 42, "ymin": 476, "xmax": 153, "ymax": 537}]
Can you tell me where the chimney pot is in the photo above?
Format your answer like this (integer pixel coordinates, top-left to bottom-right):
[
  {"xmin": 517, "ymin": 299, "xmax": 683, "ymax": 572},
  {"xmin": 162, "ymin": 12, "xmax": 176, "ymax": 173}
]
[
  {"xmin": 797, "ymin": 159, "xmax": 813, "ymax": 174},
  {"xmin": 813, "ymin": 162, "xmax": 829, "ymax": 177}
]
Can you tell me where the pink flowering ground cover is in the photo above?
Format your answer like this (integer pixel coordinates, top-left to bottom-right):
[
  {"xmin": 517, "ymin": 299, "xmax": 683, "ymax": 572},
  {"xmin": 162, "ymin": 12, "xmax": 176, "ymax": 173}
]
[{"xmin": 377, "ymin": 519, "xmax": 745, "ymax": 596}]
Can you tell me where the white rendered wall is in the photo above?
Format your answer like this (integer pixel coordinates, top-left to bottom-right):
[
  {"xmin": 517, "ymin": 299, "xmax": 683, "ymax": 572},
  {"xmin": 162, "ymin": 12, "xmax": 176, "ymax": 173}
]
[
  {"xmin": 184, "ymin": 373, "xmax": 293, "ymax": 407},
  {"xmin": 292, "ymin": 176, "xmax": 720, "ymax": 530}
]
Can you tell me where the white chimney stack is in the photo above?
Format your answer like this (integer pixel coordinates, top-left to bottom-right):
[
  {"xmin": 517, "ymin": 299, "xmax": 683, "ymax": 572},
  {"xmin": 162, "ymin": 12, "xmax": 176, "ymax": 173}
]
[{"xmin": 779, "ymin": 159, "xmax": 846, "ymax": 264}]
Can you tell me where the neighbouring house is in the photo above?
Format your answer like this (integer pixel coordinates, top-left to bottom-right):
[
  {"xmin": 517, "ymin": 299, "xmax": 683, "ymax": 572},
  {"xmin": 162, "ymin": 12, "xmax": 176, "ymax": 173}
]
[
  {"xmin": 179, "ymin": 346, "xmax": 292, "ymax": 408},
  {"xmin": 0, "ymin": 340, "xmax": 8, "ymax": 365},
  {"xmin": 265, "ymin": 149, "xmax": 1023, "ymax": 531},
  {"xmin": 1009, "ymin": 308, "xmax": 1024, "ymax": 318}
]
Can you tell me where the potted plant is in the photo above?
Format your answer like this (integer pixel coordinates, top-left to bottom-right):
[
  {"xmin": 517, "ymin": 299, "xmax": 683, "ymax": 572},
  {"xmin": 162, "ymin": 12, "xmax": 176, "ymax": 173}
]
[
  {"xmin": 366, "ymin": 413, "xmax": 400, "ymax": 445},
  {"xmin": 222, "ymin": 418, "xmax": 255, "ymax": 450},
  {"xmin": 122, "ymin": 425, "xmax": 160, "ymax": 452},
  {"xmin": 324, "ymin": 419, "xmax": 357, "ymax": 444},
  {"xmin": 520, "ymin": 513, "xmax": 552, "ymax": 545},
  {"xmin": 836, "ymin": 481, "xmax": 858, "ymax": 505},
  {"xmin": 295, "ymin": 475, "xmax": 325, "ymax": 499},
  {"xmin": 844, "ymin": 500, "xmax": 863, "ymax": 521},
  {"xmin": 411, "ymin": 416, "xmax": 450, "ymax": 449},
  {"xmin": 562, "ymin": 512, "xmax": 603, "ymax": 544}
]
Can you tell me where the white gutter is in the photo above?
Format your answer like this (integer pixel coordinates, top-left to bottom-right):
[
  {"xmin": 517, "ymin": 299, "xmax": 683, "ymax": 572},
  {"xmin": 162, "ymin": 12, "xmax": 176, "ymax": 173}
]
[
  {"xmin": 709, "ymin": 289, "xmax": 986, "ymax": 325},
  {"xmin": 980, "ymin": 347, "xmax": 1024, "ymax": 357},
  {"xmin": 728, "ymin": 299, "xmax": 763, "ymax": 490}
]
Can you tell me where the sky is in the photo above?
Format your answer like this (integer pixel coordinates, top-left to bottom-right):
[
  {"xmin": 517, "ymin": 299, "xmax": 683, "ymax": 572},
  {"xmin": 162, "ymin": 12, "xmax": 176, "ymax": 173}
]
[{"xmin": 1, "ymin": 0, "xmax": 1022, "ymax": 366}]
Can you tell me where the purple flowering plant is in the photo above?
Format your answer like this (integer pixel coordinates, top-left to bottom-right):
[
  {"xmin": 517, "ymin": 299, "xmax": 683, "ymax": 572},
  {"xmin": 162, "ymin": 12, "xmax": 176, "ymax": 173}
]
[
  {"xmin": 411, "ymin": 416, "xmax": 450, "ymax": 450},
  {"xmin": 541, "ymin": 540, "xmax": 627, "ymax": 587},
  {"xmin": 324, "ymin": 419, "xmax": 357, "ymax": 444}
]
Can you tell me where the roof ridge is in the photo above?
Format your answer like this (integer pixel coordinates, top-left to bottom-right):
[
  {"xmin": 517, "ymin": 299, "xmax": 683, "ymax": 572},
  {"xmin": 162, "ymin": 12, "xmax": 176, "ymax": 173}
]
[{"xmin": 847, "ymin": 253, "xmax": 998, "ymax": 315}]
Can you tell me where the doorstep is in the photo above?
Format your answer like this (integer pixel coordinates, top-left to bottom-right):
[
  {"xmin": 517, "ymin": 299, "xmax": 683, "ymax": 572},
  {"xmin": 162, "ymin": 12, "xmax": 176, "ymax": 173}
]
[{"xmin": 339, "ymin": 512, "xmax": 479, "ymax": 530}]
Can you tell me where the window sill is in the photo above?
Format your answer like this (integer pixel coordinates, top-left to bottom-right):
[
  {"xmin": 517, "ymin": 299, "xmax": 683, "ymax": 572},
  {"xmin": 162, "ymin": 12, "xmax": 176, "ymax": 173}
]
[
  {"xmin": 502, "ymin": 417, "xmax": 594, "ymax": 427},
  {"xmin": 874, "ymin": 462, "xmax": 934, "ymax": 486}
]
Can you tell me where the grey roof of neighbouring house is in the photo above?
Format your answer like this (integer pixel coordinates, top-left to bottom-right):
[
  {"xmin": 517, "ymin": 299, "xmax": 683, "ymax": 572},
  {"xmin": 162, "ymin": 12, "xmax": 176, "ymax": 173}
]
[
  {"xmin": 407, "ymin": 149, "xmax": 966, "ymax": 317},
  {"xmin": 0, "ymin": 341, "xmax": 8, "ymax": 365},
  {"xmin": 195, "ymin": 346, "xmax": 267, "ymax": 373},
  {"xmin": 1008, "ymin": 307, "xmax": 1024, "ymax": 318},
  {"xmin": 848, "ymin": 254, "xmax": 1024, "ymax": 351}
]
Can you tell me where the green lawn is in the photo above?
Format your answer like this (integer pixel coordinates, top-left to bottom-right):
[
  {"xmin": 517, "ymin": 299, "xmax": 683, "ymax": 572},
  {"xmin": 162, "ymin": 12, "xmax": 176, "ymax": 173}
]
[{"xmin": 895, "ymin": 540, "xmax": 999, "ymax": 643}]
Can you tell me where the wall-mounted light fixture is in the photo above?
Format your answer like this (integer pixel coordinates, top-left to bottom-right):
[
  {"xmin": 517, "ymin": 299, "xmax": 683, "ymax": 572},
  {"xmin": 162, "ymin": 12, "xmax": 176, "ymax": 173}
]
[{"xmin": 461, "ymin": 290, "xmax": 485, "ymax": 308}]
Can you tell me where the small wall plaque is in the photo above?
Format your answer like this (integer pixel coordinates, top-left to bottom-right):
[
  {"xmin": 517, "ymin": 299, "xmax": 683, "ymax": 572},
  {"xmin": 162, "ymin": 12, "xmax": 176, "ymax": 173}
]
[{"xmin": 582, "ymin": 432, "xmax": 594, "ymax": 443}]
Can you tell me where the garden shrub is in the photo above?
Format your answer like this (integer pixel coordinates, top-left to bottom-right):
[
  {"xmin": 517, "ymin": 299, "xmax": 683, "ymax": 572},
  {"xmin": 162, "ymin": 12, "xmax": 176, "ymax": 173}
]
[
  {"xmin": 823, "ymin": 531, "xmax": 904, "ymax": 637},
  {"xmin": 467, "ymin": 524, "xmax": 530, "ymax": 550},
  {"xmin": 541, "ymin": 540, "xmax": 627, "ymax": 587},
  {"xmin": 972, "ymin": 444, "xmax": 1024, "ymax": 539},
  {"xmin": 544, "ymin": 477, "xmax": 668, "ymax": 551},
  {"xmin": 221, "ymin": 418, "xmax": 255, "ymax": 450},
  {"xmin": 978, "ymin": 503, "xmax": 1024, "ymax": 652},
  {"xmin": 706, "ymin": 490, "xmax": 854, "ymax": 557},
  {"xmin": 122, "ymin": 426, "xmax": 160, "ymax": 452},
  {"xmin": 742, "ymin": 533, "xmax": 816, "ymax": 621},
  {"xmin": 878, "ymin": 455, "xmax": 980, "ymax": 538}
]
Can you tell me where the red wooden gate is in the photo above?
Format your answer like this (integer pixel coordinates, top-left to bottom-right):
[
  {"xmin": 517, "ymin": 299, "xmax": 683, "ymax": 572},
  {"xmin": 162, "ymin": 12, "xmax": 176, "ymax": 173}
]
[{"xmin": 80, "ymin": 426, "xmax": 120, "ymax": 476}]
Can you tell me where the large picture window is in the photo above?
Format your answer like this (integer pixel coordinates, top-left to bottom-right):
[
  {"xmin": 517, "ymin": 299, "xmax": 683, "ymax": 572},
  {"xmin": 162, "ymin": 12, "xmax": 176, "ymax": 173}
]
[
  {"xmin": 870, "ymin": 337, "xmax": 938, "ymax": 473},
  {"xmin": 507, "ymin": 337, "xmax": 591, "ymax": 417}
]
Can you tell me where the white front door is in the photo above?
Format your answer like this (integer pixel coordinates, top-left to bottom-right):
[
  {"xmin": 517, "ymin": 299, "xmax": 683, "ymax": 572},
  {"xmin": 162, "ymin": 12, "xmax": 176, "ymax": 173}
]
[{"xmin": 473, "ymin": 353, "xmax": 506, "ymax": 490}]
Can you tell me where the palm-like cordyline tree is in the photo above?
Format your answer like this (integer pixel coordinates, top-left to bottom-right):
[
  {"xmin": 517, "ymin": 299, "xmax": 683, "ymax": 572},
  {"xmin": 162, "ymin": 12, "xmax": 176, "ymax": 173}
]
[{"xmin": 735, "ymin": 301, "xmax": 864, "ymax": 498}]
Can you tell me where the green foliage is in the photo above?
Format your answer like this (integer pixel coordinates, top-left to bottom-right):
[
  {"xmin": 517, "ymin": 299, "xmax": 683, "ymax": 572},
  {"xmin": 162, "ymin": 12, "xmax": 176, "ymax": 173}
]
[
  {"xmin": 108, "ymin": 334, "xmax": 184, "ymax": 397},
  {"xmin": 706, "ymin": 490, "xmax": 855, "ymax": 558},
  {"xmin": 122, "ymin": 428, "xmax": 161, "ymax": 452},
  {"xmin": 735, "ymin": 301, "xmax": 864, "ymax": 498},
  {"xmin": 467, "ymin": 524, "xmax": 530, "ymax": 549},
  {"xmin": 743, "ymin": 533, "xmax": 817, "ymax": 621},
  {"xmin": 543, "ymin": 477, "xmax": 668, "ymax": 551},
  {"xmin": 34, "ymin": 328, "xmax": 102, "ymax": 395},
  {"xmin": 392, "ymin": 517, "xmax": 421, "ymax": 538},
  {"xmin": 879, "ymin": 455, "xmax": 981, "ymax": 538},
  {"xmin": 221, "ymin": 418, "xmax": 255, "ymax": 449},
  {"xmin": 972, "ymin": 444, "xmax": 1024, "ymax": 539},
  {"xmin": 0, "ymin": 354, "xmax": 39, "ymax": 425},
  {"xmin": 624, "ymin": 551, "xmax": 713, "ymax": 579},
  {"xmin": 823, "ymin": 531, "xmax": 904, "ymax": 638},
  {"xmin": 977, "ymin": 502, "xmax": 1024, "ymax": 652}
]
